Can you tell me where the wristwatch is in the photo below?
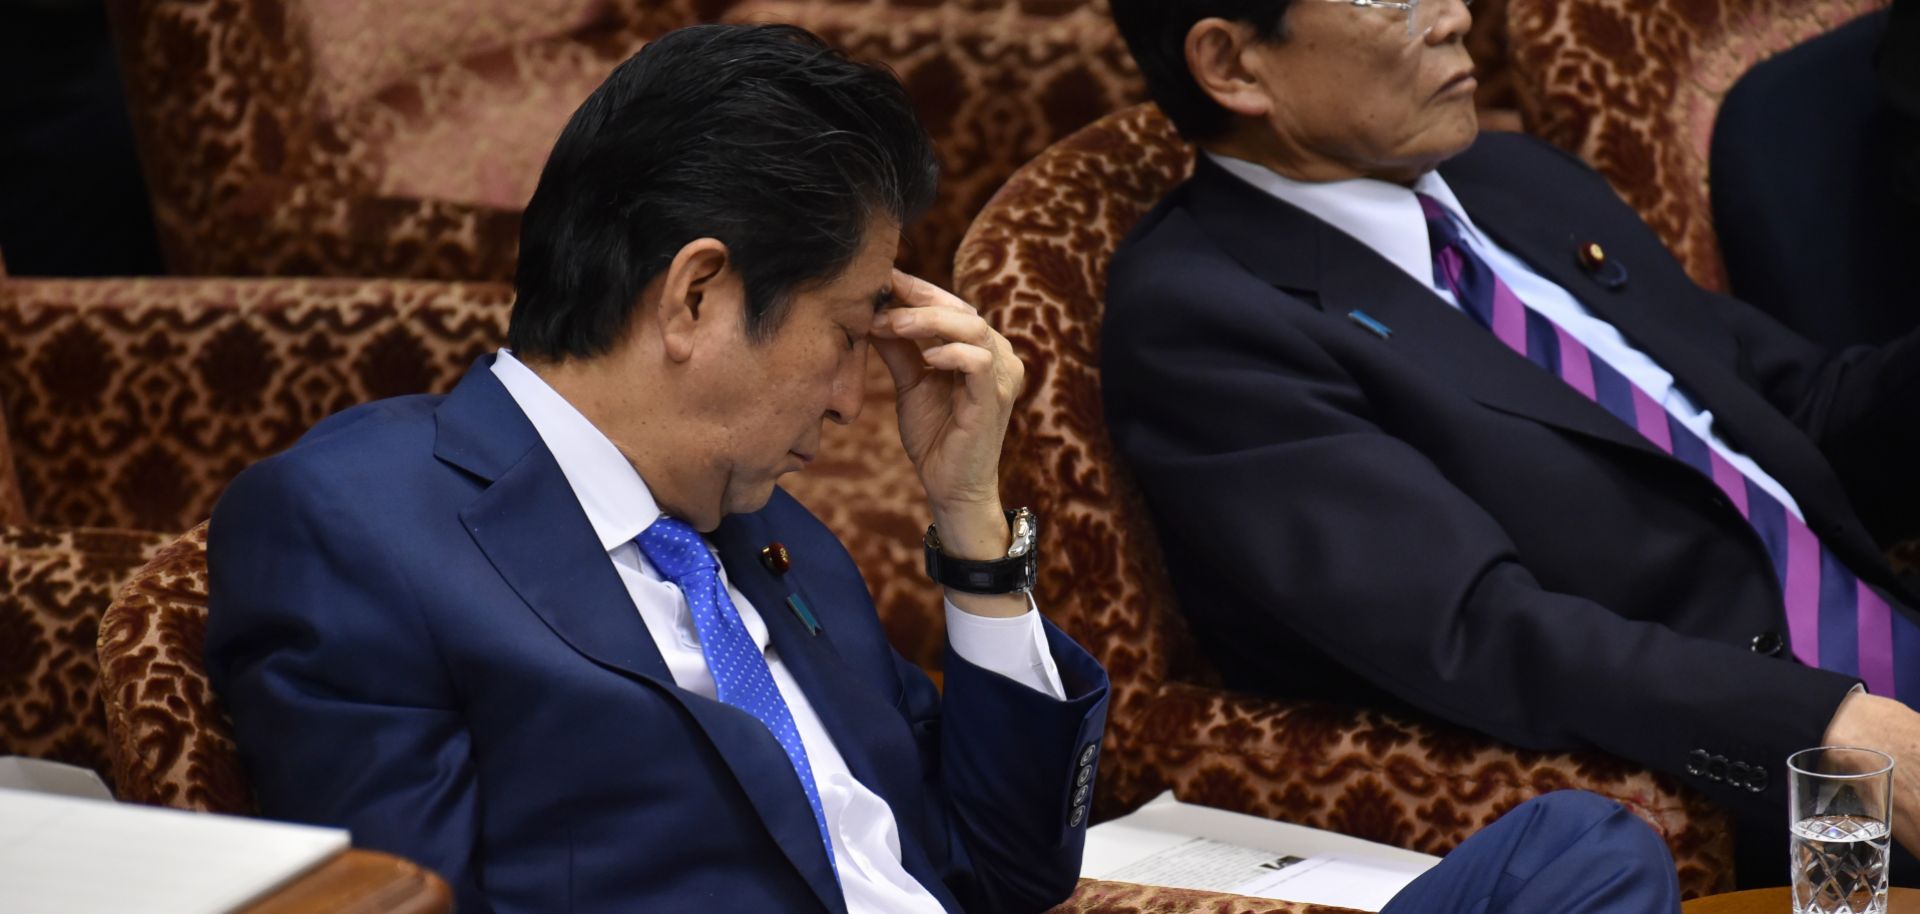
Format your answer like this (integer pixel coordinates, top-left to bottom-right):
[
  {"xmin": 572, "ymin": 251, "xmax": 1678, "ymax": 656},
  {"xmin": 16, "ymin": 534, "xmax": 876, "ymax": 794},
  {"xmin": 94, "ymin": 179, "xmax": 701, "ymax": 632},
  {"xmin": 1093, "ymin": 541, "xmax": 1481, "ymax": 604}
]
[{"xmin": 923, "ymin": 508, "xmax": 1038, "ymax": 595}]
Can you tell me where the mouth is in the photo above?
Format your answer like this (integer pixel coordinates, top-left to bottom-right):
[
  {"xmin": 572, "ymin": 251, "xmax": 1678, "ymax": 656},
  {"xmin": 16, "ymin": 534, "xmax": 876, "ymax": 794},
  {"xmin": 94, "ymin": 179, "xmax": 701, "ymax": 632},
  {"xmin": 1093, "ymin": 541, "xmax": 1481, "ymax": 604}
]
[{"xmin": 1436, "ymin": 70, "xmax": 1477, "ymax": 98}]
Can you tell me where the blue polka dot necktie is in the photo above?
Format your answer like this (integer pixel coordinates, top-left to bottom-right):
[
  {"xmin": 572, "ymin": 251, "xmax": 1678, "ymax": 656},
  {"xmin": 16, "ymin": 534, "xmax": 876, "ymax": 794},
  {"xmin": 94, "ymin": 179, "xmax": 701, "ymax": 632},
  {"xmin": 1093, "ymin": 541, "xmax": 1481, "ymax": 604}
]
[
  {"xmin": 1418, "ymin": 193, "xmax": 1919, "ymax": 702},
  {"xmin": 635, "ymin": 516, "xmax": 836, "ymax": 873}
]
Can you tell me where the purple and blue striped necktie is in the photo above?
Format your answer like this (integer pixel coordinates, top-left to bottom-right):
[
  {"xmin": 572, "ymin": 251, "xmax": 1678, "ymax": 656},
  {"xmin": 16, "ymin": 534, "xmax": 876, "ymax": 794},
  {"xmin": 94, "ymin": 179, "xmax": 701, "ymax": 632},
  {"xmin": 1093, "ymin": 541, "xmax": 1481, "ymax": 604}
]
[{"xmin": 1417, "ymin": 192, "xmax": 1917, "ymax": 703}]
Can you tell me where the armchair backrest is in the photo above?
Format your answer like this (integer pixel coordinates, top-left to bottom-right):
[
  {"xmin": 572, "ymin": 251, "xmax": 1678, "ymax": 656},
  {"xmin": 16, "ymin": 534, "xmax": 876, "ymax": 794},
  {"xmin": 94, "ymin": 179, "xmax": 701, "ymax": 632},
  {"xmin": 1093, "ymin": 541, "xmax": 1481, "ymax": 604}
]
[
  {"xmin": 1508, "ymin": 0, "xmax": 1889, "ymax": 290},
  {"xmin": 0, "ymin": 277, "xmax": 514, "ymax": 533},
  {"xmin": 954, "ymin": 103, "xmax": 1199, "ymax": 695}
]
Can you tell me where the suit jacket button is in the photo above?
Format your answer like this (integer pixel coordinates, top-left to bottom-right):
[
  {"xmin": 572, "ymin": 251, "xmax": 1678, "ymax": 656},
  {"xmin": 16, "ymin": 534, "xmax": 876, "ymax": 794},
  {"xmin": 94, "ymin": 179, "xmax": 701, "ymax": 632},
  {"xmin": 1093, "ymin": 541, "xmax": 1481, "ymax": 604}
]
[
  {"xmin": 1073, "ymin": 783, "xmax": 1091, "ymax": 806},
  {"xmin": 1751, "ymin": 632, "xmax": 1784, "ymax": 657},
  {"xmin": 1729, "ymin": 761, "xmax": 1752, "ymax": 786},
  {"xmin": 1707, "ymin": 754, "xmax": 1729, "ymax": 782},
  {"xmin": 1686, "ymin": 749, "xmax": 1709, "ymax": 776},
  {"xmin": 1069, "ymin": 804, "xmax": 1087, "ymax": 827},
  {"xmin": 1750, "ymin": 767, "xmax": 1770, "ymax": 793},
  {"xmin": 1076, "ymin": 764, "xmax": 1094, "ymax": 787},
  {"xmin": 1080, "ymin": 744, "xmax": 1098, "ymax": 767}
]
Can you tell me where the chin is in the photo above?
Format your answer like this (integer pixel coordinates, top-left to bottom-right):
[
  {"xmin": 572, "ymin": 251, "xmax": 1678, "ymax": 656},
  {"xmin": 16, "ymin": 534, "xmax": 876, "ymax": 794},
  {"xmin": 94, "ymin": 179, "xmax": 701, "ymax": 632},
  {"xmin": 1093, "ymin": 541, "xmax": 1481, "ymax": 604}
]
[
  {"xmin": 1420, "ymin": 116, "xmax": 1481, "ymax": 170},
  {"xmin": 723, "ymin": 483, "xmax": 780, "ymax": 518}
]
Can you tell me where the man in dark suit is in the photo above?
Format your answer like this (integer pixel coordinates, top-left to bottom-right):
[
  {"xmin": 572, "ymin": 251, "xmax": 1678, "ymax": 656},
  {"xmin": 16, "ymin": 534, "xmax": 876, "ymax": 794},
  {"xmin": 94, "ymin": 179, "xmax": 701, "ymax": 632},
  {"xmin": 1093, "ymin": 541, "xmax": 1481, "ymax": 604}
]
[
  {"xmin": 1103, "ymin": 0, "xmax": 1920, "ymax": 881},
  {"xmin": 207, "ymin": 22, "xmax": 1682, "ymax": 914}
]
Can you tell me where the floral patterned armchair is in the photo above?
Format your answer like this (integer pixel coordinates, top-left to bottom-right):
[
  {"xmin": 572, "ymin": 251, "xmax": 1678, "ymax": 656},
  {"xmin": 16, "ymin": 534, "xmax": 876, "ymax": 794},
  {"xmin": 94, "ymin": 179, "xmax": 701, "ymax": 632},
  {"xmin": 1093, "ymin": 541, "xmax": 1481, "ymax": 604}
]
[{"xmin": 954, "ymin": 103, "xmax": 1735, "ymax": 899}]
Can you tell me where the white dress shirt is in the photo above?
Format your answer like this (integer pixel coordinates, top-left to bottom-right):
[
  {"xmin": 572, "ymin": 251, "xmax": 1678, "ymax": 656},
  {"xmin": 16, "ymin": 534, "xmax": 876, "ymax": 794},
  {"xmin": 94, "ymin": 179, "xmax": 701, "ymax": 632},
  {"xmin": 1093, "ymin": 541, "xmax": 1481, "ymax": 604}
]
[
  {"xmin": 490, "ymin": 350, "xmax": 1065, "ymax": 913},
  {"xmin": 1208, "ymin": 153, "xmax": 1805, "ymax": 519}
]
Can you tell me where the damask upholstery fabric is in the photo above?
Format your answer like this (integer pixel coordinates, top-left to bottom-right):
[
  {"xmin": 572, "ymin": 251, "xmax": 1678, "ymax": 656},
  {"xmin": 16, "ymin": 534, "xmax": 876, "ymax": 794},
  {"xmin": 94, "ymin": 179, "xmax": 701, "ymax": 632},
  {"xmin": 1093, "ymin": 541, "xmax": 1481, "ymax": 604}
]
[
  {"xmin": 0, "ymin": 276, "xmax": 516, "ymax": 533},
  {"xmin": 953, "ymin": 103, "xmax": 1733, "ymax": 898},
  {"xmin": 1507, "ymin": 0, "xmax": 1889, "ymax": 291},
  {"xmin": 1053, "ymin": 880, "xmax": 1353, "ymax": 914},
  {"xmin": 0, "ymin": 401, "xmax": 25, "ymax": 528},
  {"xmin": 97, "ymin": 523, "xmax": 253, "ymax": 811},
  {"xmin": 103, "ymin": 0, "xmax": 697, "ymax": 283},
  {"xmin": 0, "ymin": 525, "xmax": 170, "ymax": 782}
]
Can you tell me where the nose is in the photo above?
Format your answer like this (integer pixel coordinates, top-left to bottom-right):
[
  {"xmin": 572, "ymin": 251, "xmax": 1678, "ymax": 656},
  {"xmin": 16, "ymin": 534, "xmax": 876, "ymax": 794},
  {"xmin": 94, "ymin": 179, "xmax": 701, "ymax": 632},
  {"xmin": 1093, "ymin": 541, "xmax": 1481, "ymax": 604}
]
[
  {"xmin": 824, "ymin": 348, "xmax": 868, "ymax": 427},
  {"xmin": 1423, "ymin": 0, "xmax": 1472, "ymax": 44}
]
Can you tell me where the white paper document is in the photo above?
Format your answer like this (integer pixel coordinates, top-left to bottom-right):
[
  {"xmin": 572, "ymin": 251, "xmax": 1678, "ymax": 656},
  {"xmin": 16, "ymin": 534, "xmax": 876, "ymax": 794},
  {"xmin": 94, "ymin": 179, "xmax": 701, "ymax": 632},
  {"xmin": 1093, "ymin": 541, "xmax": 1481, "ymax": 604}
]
[
  {"xmin": 1082, "ymin": 790, "xmax": 1440, "ymax": 911},
  {"xmin": 0, "ymin": 787, "xmax": 350, "ymax": 914}
]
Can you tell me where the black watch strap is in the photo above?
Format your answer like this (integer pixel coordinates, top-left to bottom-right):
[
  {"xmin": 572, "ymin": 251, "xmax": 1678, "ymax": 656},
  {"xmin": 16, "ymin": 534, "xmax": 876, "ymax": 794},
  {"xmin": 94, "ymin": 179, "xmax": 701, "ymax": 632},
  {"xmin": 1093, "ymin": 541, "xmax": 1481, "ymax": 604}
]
[{"xmin": 923, "ymin": 508, "xmax": 1038, "ymax": 595}]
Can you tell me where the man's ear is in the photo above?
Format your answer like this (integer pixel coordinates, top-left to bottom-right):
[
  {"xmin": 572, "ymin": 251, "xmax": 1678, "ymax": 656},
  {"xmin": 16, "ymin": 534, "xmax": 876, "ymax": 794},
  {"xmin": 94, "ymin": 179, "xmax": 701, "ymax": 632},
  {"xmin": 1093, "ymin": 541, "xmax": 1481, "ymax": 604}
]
[
  {"xmin": 656, "ymin": 238, "xmax": 732, "ymax": 363},
  {"xmin": 1186, "ymin": 17, "xmax": 1273, "ymax": 120}
]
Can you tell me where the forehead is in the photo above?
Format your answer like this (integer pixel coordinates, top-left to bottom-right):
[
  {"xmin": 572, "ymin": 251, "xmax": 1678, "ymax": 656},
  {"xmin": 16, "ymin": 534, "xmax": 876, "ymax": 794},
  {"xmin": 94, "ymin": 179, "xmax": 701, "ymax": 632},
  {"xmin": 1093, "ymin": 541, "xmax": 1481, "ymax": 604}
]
[{"xmin": 812, "ymin": 218, "xmax": 901, "ymax": 306}]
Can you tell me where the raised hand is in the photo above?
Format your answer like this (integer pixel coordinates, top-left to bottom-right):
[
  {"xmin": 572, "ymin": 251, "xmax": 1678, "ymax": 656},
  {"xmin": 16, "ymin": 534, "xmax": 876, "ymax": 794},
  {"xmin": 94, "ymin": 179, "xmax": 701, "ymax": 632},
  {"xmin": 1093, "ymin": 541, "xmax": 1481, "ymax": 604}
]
[{"xmin": 870, "ymin": 270, "xmax": 1027, "ymax": 616}]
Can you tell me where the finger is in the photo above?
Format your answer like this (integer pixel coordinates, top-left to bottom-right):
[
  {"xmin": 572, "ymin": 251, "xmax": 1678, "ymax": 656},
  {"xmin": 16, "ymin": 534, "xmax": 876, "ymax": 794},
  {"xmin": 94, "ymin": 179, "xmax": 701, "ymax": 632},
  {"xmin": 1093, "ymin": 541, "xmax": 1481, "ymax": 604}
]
[
  {"xmin": 891, "ymin": 269, "xmax": 977, "ymax": 314},
  {"xmin": 920, "ymin": 342, "xmax": 999, "ymax": 404},
  {"xmin": 873, "ymin": 306, "xmax": 998, "ymax": 349},
  {"xmin": 874, "ymin": 336, "xmax": 930, "ymax": 393}
]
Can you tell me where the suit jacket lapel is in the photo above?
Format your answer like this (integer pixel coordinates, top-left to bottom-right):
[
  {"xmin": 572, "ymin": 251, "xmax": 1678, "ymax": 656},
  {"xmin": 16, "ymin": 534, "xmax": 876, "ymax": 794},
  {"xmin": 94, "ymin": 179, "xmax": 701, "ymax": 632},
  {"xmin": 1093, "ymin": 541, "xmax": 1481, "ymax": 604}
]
[
  {"xmin": 436, "ymin": 359, "xmax": 847, "ymax": 914},
  {"xmin": 1185, "ymin": 158, "xmax": 1669, "ymax": 461},
  {"xmin": 710, "ymin": 515, "xmax": 926, "ymax": 833},
  {"xmin": 1445, "ymin": 172, "xmax": 1886, "ymax": 571}
]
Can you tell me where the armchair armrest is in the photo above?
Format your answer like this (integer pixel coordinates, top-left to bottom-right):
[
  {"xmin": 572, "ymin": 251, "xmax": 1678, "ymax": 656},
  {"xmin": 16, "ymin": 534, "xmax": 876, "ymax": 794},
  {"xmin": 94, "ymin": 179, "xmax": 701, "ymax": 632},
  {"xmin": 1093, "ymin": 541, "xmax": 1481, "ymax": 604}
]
[
  {"xmin": 1047, "ymin": 879, "xmax": 1362, "ymax": 914},
  {"xmin": 1101, "ymin": 681, "xmax": 1733, "ymax": 899}
]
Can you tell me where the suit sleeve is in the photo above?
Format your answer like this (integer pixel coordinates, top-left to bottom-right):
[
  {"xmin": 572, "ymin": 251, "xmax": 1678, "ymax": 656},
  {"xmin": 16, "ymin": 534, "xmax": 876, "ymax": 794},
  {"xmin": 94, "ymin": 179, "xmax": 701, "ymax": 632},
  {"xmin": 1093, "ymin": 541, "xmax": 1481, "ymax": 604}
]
[
  {"xmin": 204, "ymin": 455, "xmax": 491, "ymax": 914},
  {"xmin": 898, "ymin": 620, "xmax": 1108, "ymax": 914},
  {"xmin": 1103, "ymin": 258, "xmax": 1856, "ymax": 821},
  {"xmin": 1696, "ymin": 287, "xmax": 1920, "ymax": 538}
]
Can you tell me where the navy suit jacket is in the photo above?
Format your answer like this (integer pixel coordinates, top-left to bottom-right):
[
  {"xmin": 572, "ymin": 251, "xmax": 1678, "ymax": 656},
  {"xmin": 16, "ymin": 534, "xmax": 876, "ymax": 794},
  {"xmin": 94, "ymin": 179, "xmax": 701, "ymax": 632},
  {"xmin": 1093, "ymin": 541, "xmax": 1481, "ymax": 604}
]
[
  {"xmin": 206, "ymin": 358, "xmax": 1110, "ymax": 914},
  {"xmin": 1102, "ymin": 133, "xmax": 1920, "ymax": 825}
]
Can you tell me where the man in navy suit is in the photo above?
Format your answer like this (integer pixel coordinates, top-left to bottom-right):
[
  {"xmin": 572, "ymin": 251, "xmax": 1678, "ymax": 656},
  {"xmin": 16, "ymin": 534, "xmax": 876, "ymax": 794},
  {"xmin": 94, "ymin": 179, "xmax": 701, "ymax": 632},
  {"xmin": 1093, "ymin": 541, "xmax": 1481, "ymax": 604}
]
[
  {"xmin": 209, "ymin": 23, "xmax": 1681, "ymax": 913},
  {"xmin": 1104, "ymin": 0, "xmax": 1920, "ymax": 885}
]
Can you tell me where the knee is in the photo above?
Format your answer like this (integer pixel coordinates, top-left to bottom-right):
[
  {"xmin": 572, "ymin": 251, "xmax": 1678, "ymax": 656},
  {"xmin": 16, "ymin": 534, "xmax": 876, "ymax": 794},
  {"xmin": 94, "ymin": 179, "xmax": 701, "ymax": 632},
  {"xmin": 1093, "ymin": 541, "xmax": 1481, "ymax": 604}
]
[
  {"xmin": 1524, "ymin": 790, "xmax": 1679, "ymax": 881},
  {"xmin": 1504, "ymin": 792, "xmax": 1681, "ymax": 908},
  {"xmin": 1524, "ymin": 789, "xmax": 1632, "ymax": 829}
]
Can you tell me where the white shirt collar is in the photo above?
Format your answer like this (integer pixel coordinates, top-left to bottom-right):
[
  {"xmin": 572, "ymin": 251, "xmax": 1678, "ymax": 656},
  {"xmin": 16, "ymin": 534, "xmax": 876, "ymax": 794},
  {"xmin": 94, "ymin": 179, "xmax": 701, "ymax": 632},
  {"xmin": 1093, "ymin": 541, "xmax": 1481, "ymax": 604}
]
[
  {"xmin": 491, "ymin": 349, "xmax": 662, "ymax": 553},
  {"xmin": 1205, "ymin": 151, "xmax": 1487, "ymax": 290}
]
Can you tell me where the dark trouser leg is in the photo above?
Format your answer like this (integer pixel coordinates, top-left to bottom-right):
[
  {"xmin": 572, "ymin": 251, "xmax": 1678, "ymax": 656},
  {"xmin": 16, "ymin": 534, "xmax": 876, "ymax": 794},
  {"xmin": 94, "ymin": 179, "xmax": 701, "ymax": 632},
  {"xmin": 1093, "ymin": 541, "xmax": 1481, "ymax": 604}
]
[{"xmin": 1380, "ymin": 790, "xmax": 1681, "ymax": 914}]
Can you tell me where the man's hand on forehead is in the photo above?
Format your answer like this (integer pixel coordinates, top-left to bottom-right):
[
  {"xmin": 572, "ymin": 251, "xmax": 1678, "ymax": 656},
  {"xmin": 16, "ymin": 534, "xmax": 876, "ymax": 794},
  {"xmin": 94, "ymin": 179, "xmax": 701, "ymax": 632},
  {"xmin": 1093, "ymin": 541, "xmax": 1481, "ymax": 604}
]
[{"xmin": 869, "ymin": 269, "xmax": 1027, "ymax": 616}]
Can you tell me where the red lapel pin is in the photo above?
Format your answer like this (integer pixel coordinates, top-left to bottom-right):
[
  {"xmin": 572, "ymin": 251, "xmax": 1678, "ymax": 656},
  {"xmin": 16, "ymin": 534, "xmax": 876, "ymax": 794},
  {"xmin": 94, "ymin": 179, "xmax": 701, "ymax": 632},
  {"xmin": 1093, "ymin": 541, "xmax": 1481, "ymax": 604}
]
[{"xmin": 759, "ymin": 542, "xmax": 791, "ymax": 576}]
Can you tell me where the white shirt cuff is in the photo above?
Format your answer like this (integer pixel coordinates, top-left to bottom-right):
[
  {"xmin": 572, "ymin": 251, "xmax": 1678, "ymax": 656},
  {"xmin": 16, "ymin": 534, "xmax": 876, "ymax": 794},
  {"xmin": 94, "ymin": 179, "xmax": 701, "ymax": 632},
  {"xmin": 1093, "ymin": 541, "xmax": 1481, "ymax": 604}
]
[{"xmin": 944, "ymin": 595, "xmax": 1067, "ymax": 700}]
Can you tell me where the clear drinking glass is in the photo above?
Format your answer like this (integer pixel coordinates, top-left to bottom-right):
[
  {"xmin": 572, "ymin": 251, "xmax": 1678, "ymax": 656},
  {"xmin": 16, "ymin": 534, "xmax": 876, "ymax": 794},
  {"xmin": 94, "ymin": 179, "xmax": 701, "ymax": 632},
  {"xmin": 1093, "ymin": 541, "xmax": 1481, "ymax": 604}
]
[{"xmin": 1790, "ymin": 746, "xmax": 1894, "ymax": 914}]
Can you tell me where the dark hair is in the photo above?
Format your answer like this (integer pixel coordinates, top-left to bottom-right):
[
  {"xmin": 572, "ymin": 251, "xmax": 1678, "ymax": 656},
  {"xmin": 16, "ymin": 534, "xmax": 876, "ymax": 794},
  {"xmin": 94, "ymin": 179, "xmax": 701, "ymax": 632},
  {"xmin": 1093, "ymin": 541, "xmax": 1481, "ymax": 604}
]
[
  {"xmin": 509, "ymin": 24, "xmax": 938, "ymax": 360},
  {"xmin": 1109, "ymin": 1, "xmax": 1292, "ymax": 140}
]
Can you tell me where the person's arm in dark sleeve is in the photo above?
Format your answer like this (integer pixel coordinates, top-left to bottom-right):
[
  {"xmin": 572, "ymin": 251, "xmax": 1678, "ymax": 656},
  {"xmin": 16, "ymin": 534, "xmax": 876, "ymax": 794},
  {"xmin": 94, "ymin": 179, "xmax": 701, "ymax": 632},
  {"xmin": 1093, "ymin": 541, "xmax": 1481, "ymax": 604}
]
[
  {"xmin": 1694, "ymin": 284, "xmax": 1920, "ymax": 538},
  {"xmin": 1103, "ymin": 261, "xmax": 1855, "ymax": 822},
  {"xmin": 204, "ymin": 455, "xmax": 492, "ymax": 914},
  {"xmin": 898, "ymin": 612, "xmax": 1108, "ymax": 914}
]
